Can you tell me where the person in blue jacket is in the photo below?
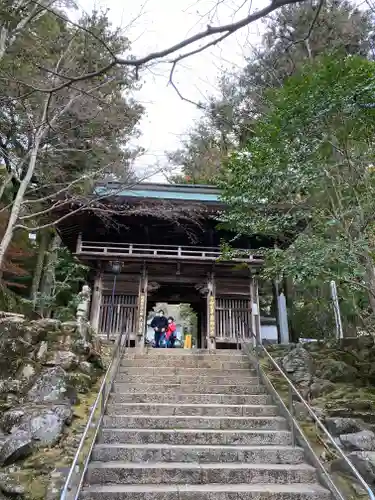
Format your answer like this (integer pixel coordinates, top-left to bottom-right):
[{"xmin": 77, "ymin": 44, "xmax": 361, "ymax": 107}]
[{"xmin": 150, "ymin": 310, "xmax": 168, "ymax": 348}]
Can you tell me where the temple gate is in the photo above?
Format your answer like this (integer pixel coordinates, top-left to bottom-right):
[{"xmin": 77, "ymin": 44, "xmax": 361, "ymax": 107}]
[{"xmin": 56, "ymin": 183, "xmax": 273, "ymax": 349}]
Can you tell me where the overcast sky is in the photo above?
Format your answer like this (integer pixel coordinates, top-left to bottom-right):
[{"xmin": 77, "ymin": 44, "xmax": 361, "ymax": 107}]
[{"xmin": 77, "ymin": 0, "xmax": 265, "ymax": 182}]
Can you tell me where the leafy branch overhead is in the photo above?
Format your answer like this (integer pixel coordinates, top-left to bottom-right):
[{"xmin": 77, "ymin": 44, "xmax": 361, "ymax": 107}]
[
  {"xmin": 222, "ymin": 55, "xmax": 375, "ymax": 315},
  {"xmin": 167, "ymin": 0, "xmax": 372, "ymax": 182},
  {"xmin": 165, "ymin": 0, "xmax": 375, "ymax": 338}
]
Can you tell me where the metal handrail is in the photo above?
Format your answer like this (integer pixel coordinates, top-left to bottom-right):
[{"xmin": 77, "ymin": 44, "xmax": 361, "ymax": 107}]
[
  {"xmin": 242, "ymin": 334, "xmax": 375, "ymax": 500},
  {"xmin": 60, "ymin": 328, "xmax": 131, "ymax": 500}
]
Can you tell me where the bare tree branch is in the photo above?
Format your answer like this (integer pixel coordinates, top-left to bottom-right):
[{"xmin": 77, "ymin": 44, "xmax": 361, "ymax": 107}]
[
  {"xmin": 28, "ymin": 0, "xmax": 306, "ymax": 94},
  {"xmin": 284, "ymin": 0, "xmax": 324, "ymax": 54},
  {"xmin": 14, "ymin": 167, "xmax": 204, "ymax": 232}
]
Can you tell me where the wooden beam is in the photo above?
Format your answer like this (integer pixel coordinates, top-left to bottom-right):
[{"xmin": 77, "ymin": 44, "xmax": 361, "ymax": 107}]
[
  {"xmin": 136, "ymin": 263, "xmax": 148, "ymax": 349},
  {"xmin": 207, "ymin": 271, "xmax": 216, "ymax": 350}
]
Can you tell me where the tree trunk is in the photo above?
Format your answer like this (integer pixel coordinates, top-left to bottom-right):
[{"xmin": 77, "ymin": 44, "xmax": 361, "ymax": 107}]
[
  {"xmin": 0, "ymin": 90, "xmax": 77, "ymax": 271},
  {"xmin": 364, "ymin": 257, "xmax": 375, "ymax": 315},
  {"xmin": 39, "ymin": 233, "xmax": 61, "ymax": 317},
  {"xmin": 30, "ymin": 229, "xmax": 50, "ymax": 307},
  {"xmin": 0, "ymin": 129, "xmax": 44, "ymax": 271}
]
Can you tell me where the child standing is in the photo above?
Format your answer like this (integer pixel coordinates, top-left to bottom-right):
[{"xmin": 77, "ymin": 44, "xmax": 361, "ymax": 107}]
[{"xmin": 165, "ymin": 317, "xmax": 177, "ymax": 348}]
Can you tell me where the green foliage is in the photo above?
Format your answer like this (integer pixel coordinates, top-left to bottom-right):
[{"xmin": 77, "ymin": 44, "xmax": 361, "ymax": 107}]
[
  {"xmin": 0, "ymin": 6, "xmax": 143, "ymax": 204},
  {"xmin": 167, "ymin": 119, "xmax": 230, "ymax": 184},
  {"xmin": 179, "ymin": 303, "xmax": 198, "ymax": 343},
  {"xmin": 168, "ymin": 0, "xmax": 373, "ymax": 184},
  {"xmin": 34, "ymin": 247, "xmax": 89, "ymax": 320},
  {"xmin": 0, "ymin": 5, "xmax": 144, "ymax": 315},
  {"xmin": 222, "ymin": 55, "xmax": 375, "ymax": 333}
]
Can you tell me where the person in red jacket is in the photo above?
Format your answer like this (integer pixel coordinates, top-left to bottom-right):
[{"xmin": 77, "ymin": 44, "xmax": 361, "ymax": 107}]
[{"xmin": 165, "ymin": 317, "xmax": 177, "ymax": 348}]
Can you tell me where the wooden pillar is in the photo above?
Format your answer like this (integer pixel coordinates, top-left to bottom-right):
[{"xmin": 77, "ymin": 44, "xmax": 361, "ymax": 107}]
[
  {"xmin": 250, "ymin": 275, "xmax": 261, "ymax": 346},
  {"xmin": 90, "ymin": 268, "xmax": 103, "ymax": 333},
  {"xmin": 76, "ymin": 232, "xmax": 82, "ymax": 253},
  {"xmin": 207, "ymin": 272, "xmax": 216, "ymax": 350},
  {"xmin": 136, "ymin": 264, "xmax": 148, "ymax": 349},
  {"xmin": 197, "ymin": 309, "xmax": 202, "ymax": 349}
]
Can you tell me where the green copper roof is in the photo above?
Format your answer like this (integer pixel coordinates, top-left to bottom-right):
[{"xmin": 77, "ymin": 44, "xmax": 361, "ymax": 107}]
[{"xmin": 94, "ymin": 182, "xmax": 222, "ymax": 203}]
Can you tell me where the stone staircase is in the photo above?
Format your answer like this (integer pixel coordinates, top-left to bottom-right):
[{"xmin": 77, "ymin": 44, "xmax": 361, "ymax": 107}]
[{"xmin": 81, "ymin": 349, "xmax": 331, "ymax": 499}]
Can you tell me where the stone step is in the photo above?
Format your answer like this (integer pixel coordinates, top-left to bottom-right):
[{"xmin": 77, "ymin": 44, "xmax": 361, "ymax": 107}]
[
  {"xmin": 125, "ymin": 350, "xmax": 246, "ymax": 358},
  {"xmin": 112, "ymin": 383, "xmax": 266, "ymax": 395},
  {"xmin": 91, "ymin": 443, "xmax": 305, "ymax": 464},
  {"xmin": 106, "ymin": 403, "xmax": 278, "ymax": 417},
  {"xmin": 98, "ymin": 428, "xmax": 292, "ymax": 446},
  {"xmin": 115, "ymin": 374, "xmax": 259, "ymax": 385},
  {"xmin": 117, "ymin": 366, "xmax": 256, "ymax": 377},
  {"xmin": 120, "ymin": 360, "xmax": 250, "ymax": 369},
  {"xmin": 85, "ymin": 461, "xmax": 317, "ymax": 485},
  {"xmin": 102, "ymin": 415, "xmax": 287, "ymax": 430},
  {"xmin": 80, "ymin": 483, "xmax": 331, "ymax": 500},
  {"xmin": 109, "ymin": 393, "xmax": 272, "ymax": 405}
]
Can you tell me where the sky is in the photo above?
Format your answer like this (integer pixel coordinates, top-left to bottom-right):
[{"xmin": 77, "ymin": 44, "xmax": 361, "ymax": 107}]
[{"xmin": 76, "ymin": 0, "xmax": 265, "ymax": 182}]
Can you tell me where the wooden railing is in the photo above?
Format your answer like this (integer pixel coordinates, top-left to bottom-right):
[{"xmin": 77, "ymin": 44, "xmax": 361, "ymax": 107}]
[{"xmin": 77, "ymin": 241, "xmax": 263, "ymax": 263}]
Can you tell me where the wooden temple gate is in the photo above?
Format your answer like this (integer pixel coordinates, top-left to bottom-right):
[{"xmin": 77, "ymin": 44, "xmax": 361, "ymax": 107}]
[
  {"xmin": 90, "ymin": 261, "xmax": 262, "ymax": 348},
  {"xmin": 55, "ymin": 183, "xmax": 269, "ymax": 349}
]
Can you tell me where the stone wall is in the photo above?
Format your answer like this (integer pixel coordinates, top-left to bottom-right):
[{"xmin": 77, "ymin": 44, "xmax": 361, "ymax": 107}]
[
  {"xmin": 0, "ymin": 316, "xmax": 104, "ymax": 499},
  {"xmin": 265, "ymin": 339, "xmax": 375, "ymax": 496}
]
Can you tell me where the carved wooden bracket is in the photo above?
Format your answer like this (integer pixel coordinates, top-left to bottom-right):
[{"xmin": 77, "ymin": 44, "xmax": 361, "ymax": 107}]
[
  {"xmin": 147, "ymin": 282, "xmax": 160, "ymax": 293},
  {"xmin": 195, "ymin": 283, "xmax": 209, "ymax": 296}
]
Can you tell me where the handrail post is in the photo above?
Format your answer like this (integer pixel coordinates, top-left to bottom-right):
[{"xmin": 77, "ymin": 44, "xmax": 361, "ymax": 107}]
[
  {"xmin": 288, "ymin": 385, "xmax": 296, "ymax": 446},
  {"xmin": 101, "ymin": 380, "xmax": 106, "ymax": 416},
  {"xmin": 255, "ymin": 346, "xmax": 261, "ymax": 386},
  {"xmin": 330, "ymin": 280, "xmax": 343, "ymax": 340}
]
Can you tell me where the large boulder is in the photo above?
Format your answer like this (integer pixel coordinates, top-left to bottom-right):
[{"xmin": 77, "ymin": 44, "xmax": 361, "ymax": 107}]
[
  {"xmin": 0, "ymin": 404, "xmax": 73, "ymax": 434},
  {"xmin": 79, "ymin": 361, "xmax": 94, "ymax": 376},
  {"xmin": 0, "ymin": 430, "xmax": 33, "ymax": 466},
  {"xmin": 45, "ymin": 350, "xmax": 78, "ymax": 371},
  {"xmin": 67, "ymin": 373, "xmax": 92, "ymax": 393},
  {"xmin": 325, "ymin": 417, "xmax": 366, "ymax": 436},
  {"xmin": 26, "ymin": 319, "xmax": 61, "ymax": 342},
  {"xmin": 321, "ymin": 359, "xmax": 358, "ymax": 383},
  {"xmin": 331, "ymin": 451, "xmax": 375, "ymax": 486},
  {"xmin": 0, "ymin": 472, "xmax": 26, "ymax": 497},
  {"xmin": 282, "ymin": 345, "xmax": 314, "ymax": 386},
  {"xmin": 340, "ymin": 430, "xmax": 375, "ymax": 452},
  {"xmin": 0, "ymin": 318, "xmax": 32, "ymax": 376},
  {"xmin": 17, "ymin": 409, "xmax": 65, "ymax": 447},
  {"xmin": 50, "ymin": 403, "xmax": 73, "ymax": 424},
  {"xmin": 0, "ymin": 409, "xmax": 24, "ymax": 433},
  {"xmin": 26, "ymin": 366, "xmax": 77, "ymax": 404},
  {"xmin": 0, "ymin": 379, "xmax": 22, "ymax": 396},
  {"xmin": 310, "ymin": 378, "xmax": 335, "ymax": 399}
]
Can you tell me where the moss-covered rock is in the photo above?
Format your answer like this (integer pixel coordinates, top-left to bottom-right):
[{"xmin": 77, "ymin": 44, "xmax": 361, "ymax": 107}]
[
  {"xmin": 66, "ymin": 373, "xmax": 92, "ymax": 393},
  {"xmin": 0, "ymin": 317, "xmax": 105, "ymax": 499},
  {"xmin": 320, "ymin": 359, "xmax": 358, "ymax": 383},
  {"xmin": 264, "ymin": 339, "xmax": 375, "ymax": 497}
]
